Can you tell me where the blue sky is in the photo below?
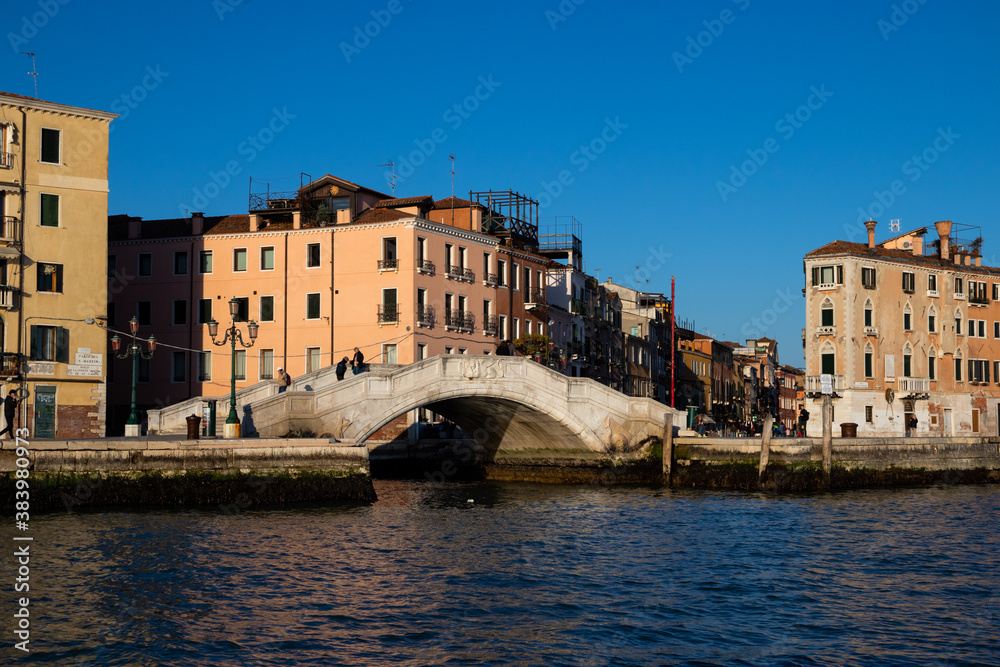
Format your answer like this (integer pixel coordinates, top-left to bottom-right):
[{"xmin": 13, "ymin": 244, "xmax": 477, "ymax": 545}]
[{"xmin": 5, "ymin": 0, "xmax": 999, "ymax": 366}]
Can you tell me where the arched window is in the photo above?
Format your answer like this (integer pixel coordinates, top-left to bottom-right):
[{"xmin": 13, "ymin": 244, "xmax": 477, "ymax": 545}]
[
  {"xmin": 928, "ymin": 346, "xmax": 936, "ymax": 380},
  {"xmin": 903, "ymin": 343, "xmax": 912, "ymax": 377},
  {"xmin": 903, "ymin": 303, "xmax": 913, "ymax": 331},
  {"xmin": 864, "ymin": 342, "xmax": 874, "ymax": 378},
  {"xmin": 821, "ymin": 298, "xmax": 834, "ymax": 327},
  {"xmin": 928, "ymin": 304, "xmax": 937, "ymax": 334},
  {"xmin": 864, "ymin": 298, "xmax": 874, "ymax": 328},
  {"xmin": 820, "ymin": 341, "xmax": 836, "ymax": 375}
]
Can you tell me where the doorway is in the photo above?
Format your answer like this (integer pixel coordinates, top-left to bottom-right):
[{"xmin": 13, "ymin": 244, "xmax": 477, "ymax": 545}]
[
  {"xmin": 943, "ymin": 408, "xmax": 952, "ymax": 436},
  {"xmin": 34, "ymin": 386, "xmax": 56, "ymax": 438}
]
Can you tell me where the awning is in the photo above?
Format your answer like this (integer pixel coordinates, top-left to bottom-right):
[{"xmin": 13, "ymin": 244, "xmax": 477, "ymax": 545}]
[{"xmin": 0, "ymin": 247, "xmax": 19, "ymax": 258}]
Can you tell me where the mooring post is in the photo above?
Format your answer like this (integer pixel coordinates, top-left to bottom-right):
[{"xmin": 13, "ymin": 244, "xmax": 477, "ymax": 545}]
[
  {"xmin": 758, "ymin": 414, "xmax": 773, "ymax": 489},
  {"xmin": 662, "ymin": 415, "xmax": 675, "ymax": 487},
  {"xmin": 822, "ymin": 394, "xmax": 833, "ymax": 490}
]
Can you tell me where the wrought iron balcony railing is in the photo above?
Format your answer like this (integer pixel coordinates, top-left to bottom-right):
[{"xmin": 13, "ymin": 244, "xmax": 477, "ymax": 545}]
[
  {"xmin": 462, "ymin": 268, "xmax": 475, "ymax": 282},
  {"xmin": 378, "ymin": 258, "xmax": 398, "ymax": 271},
  {"xmin": 377, "ymin": 304, "xmax": 399, "ymax": 324},
  {"xmin": 483, "ymin": 272, "xmax": 498, "ymax": 287},
  {"xmin": 444, "ymin": 310, "xmax": 475, "ymax": 331},
  {"xmin": 525, "ymin": 288, "xmax": 546, "ymax": 307},
  {"xmin": 446, "ymin": 264, "xmax": 463, "ymax": 279},
  {"xmin": 0, "ymin": 352, "xmax": 21, "ymax": 377},
  {"xmin": 570, "ymin": 299, "xmax": 588, "ymax": 316},
  {"xmin": 417, "ymin": 260, "xmax": 435, "ymax": 275},
  {"xmin": 483, "ymin": 315, "xmax": 498, "ymax": 336},
  {"xmin": 416, "ymin": 304, "xmax": 435, "ymax": 327}
]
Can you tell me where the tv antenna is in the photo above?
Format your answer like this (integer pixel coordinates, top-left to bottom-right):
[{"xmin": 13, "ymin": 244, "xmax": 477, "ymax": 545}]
[
  {"xmin": 448, "ymin": 154, "xmax": 456, "ymax": 223},
  {"xmin": 22, "ymin": 52, "xmax": 38, "ymax": 97},
  {"xmin": 379, "ymin": 161, "xmax": 396, "ymax": 196},
  {"xmin": 890, "ymin": 219, "xmax": 901, "ymax": 232}
]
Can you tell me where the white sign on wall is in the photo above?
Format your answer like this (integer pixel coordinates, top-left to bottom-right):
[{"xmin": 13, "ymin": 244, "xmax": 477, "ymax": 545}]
[{"xmin": 885, "ymin": 354, "xmax": 895, "ymax": 380}]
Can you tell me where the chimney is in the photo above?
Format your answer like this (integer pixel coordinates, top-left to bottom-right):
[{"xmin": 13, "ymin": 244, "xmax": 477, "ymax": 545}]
[
  {"xmin": 127, "ymin": 217, "xmax": 141, "ymax": 239},
  {"xmin": 249, "ymin": 213, "xmax": 259, "ymax": 232},
  {"xmin": 864, "ymin": 220, "xmax": 877, "ymax": 249},
  {"xmin": 191, "ymin": 211, "xmax": 204, "ymax": 235},
  {"xmin": 934, "ymin": 220, "xmax": 952, "ymax": 261},
  {"xmin": 974, "ymin": 255, "xmax": 981, "ymax": 267},
  {"xmin": 911, "ymin": 235, "xmax": 923, "ymax": 256}
]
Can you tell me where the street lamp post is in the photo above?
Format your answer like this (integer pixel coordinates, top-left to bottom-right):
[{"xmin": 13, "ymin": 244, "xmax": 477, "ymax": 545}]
[
  {"xmin": 111, "ymin": 316, "xmax": 157, "ymax": 438},
  {"xmin": 207, "ymin": 297, "xmax": 259, "ymax": 438}
]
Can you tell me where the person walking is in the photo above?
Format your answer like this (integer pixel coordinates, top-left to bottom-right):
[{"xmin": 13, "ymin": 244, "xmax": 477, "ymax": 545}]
[
  {"xmin": 275, "ymin": 366, "xmax": 291, "ymax": 393},
  {"xmin": 351, "ymin": 347, "xmax": 365, "ymax": 375},
  {"xmin": 336, "ymin": 356, "xmax": 349, "ymax": 381},
  {"xmin": 0, "ymin": 390, "xmax": 17, "ymax": 439},
  {"xmin": 907, "ymin": 414, "xmax": 918, "ymax": 437},
  {"xmin": 798, "ymin": 406, "xmax": 810, "ymax": 436}
]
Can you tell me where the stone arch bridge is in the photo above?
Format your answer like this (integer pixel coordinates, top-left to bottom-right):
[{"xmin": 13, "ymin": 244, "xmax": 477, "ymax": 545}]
[{"xmin": 151, "ymin": 356, "xmax": 680, "ymax": 457}]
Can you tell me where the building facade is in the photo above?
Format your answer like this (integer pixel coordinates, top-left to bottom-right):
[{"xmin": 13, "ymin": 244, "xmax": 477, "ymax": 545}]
[
  {"xmin": 1, "ymin": 92, "xmax": 115, "ymax": 437},
  {"xmin": 803, "ymin": 219, "xmax": 1000, "ymax": 437}
]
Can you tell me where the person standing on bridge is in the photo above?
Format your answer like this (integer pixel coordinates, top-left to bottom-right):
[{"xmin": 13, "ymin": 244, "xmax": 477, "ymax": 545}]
[
  {"xmin": 351, "ymin": 347, "xmax": 365, "ymax": 375},
  {"xmin": 275, "ymin": 367, "xmax": 291, "ymax": 393},
  {"xmin": 336, "ymin": 356, "xmax": 349, "ymax": 381}
]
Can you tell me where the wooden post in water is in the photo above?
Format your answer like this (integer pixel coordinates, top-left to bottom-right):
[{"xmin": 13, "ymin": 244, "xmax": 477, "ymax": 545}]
[
  {"xmin": 758, "ymin": 414, "xmax": 773, "ymax": 490},
  {"xmin": 822, "ymin": 394, "xmax": 833, "ymax": 490},
  {"xmin": 662, "ymin": 415, "xmax": 674, "ymax": 487}
]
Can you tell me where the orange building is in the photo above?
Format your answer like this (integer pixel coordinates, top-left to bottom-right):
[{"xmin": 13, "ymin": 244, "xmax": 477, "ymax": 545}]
[{"xmin": 107, "ymin": 175, "xmax": 549, "ymax": 433}]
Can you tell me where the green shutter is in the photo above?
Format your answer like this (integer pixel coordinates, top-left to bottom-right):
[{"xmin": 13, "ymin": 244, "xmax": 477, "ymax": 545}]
[
  {"xmin": 40, "ymin": 194, "xmax": 59, "ymax": 227},
  {"xmin": 29, "ymin": 325, "xmax": 38, "ymax": 360},
  {"xmin": 56, "ymin": 327, "xmax": 69, "ymax": 363},
  {"xmin": 836, "ymin": 265, "xmax": 843, "ymax": 284},
  {"xmin": 56, "ymin": 264, "xmax": 63, "ymax": 293}
]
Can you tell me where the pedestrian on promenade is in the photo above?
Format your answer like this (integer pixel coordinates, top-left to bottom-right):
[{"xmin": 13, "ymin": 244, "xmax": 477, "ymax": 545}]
[
  {"xmin": 798, "ymin": 406, "xmax": 810, "ymax": 436},
  {"xmin": 336, "ymin": 356, "xmax": 349, "ymax": 381},
  {"xmin": 0, "ymin": 390, "xmax": 17, "ymax": 439},
  {"xmin": 496, "ymin": 340, "xmax": 510, "ymax": 356},
  {"xmin": 907, "ymin": 414, "xmax": 918, "ymax": 437},
  {"xmin": 276, "ymin": 366, "xmax": 291, "ymax": 393},
  {"xmin": 351, "ymin": 347, "xmax": 365, "ymax": 375}
]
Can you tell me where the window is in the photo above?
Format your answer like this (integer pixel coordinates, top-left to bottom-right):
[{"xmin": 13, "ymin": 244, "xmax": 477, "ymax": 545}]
[
  {"xmin": 199, "ymin": 250, "xmax": 213, "ymax": 274},
  {"xmin": 513, "ymin": 317, "xmax": 520, "ymax": 340},
  {"xmin": 40, "ymin": 193, "xmax": 59, "ymax": 227},
  {"xmin": 955, "ymin": 354, "xmax": 963, "ymax": 382},
  {"xmin": 499, "ymin": 314, "xmax": 508, "ymax": 339},
  {"xmin": 40, "ymin": 127, "xmax": 60, "ymax": 164},
  {"xmin": 864, "ymin": 302, "xmax": 873, "ymax": 327},
  {"xmin": 173, "ymin": 251, "xmax": 188, "ymax": 275},
  {"xmin": 197, "ymin": 352, "xmax": 212, "ymax": 381},
  {"xmin": 233, "ymin": 248, "xmax": 247, "ymax": 272},
  {"xmin": 172, "ymin": 299, "xmax": 187, "ymax": 326},
  {"xmin": 969, "ymin": 359, "xmax": 989, "ymax": 384},
  {"xmin": 995, "ymin": 361, "xmax": 1000, "ymax": 384},
  {"xmin": 417, "ymin": 237, "xmax": 427, "ymax": 264},
  {"xmin": 445, "ymin": 346, "xmax": 454, "ymax": 355},
  {"xmin": 928, "ymin": 312, "xmax": 936, "ymax": 333},
  {"xmin": 512, "ymin": 263, "xmax": 520, "ymax": 290},
  {"xmin": 524, "ymin": 266, "xmax": 532, "ymax": 292},
  {"xmin": 307, "ymin": 243, "xmax": 321, "ymax": 267},
  {"xmin": 198, "ymin": 299, "xmax": 212, "ymax": 325},
  {"xmin": 259, "ymin": 296, "xmax": 274, "ymax": 322},
  {"xmin": 970, "ymin": 280, "xmax": 989, "ymax": 304},
  {"xmin": 29, "ymin": 325, "xmax": 68, "ymax": 362},
  {"xmin": 171, "ymin": 351, "xmax": 186, "ymax": 383},
  {"xmin": 381, "ymin": 237, "xmax": 397, "ymax": 269},
  {"xmin": 954, "ymin": 276, "xmax": 964, "ymax": 295},
  {"xmin": 820, "ymin": 299, "xmax": 834, "ymax": 327},
  {"xmin": 903, "ymin": 305, "xmax": 911, "ymax": 331},
  {"xmin": 861, "ymin": 267, "xmax": 876, "ymax": 289},
  {"xmin": 383, "ymin": 343, "xmax": 397, "ymax": 364},
  {"xmin": 928, "ymin": 351, "xmax": 936, "ymax": 380},
  {"xmin": 865, "ymin": 406, "xmax": 873, "ymax": 423},
  {"xmin": 234, "ymin": 297, "xmax": 249, "ymax": 323},
  {"xmin": 956, "ymin": 309, "xmax": 963, "ymax": 335},
  {"xmin": 108, "ymin": 255, "xmax": 117, "ymax": 277},
  {"xmin": 260, "ymin": 246, "xmax": 275, "ymax": 271},
  {"xmin": 483, "ymin": 252, "xmax": 491, "ymax": 277},
  {"xmin": 972, "ymin": 409, "xmax": 980, "ymax": 433},
  {"xmin": 995, "ymin": 283, "xmax": 1000, "ymax": 301},
  {"xmin": 234, "ymin": 350, "xmax": 246, "ymax": 381},
  {"xmin": 138, "ymin": 253, "xmax": 152, "ymax": 277},
  {"xmin": 929, "ymin": 274, "xmax": 938, "ymax": 292},
  {"xmin": 903, "ymin": 346, "xmax": 912, "ymax": 377},
  {"xmin": 978, "ymin": 320, "xmax": 986, "ymax": 338},
  {"xmin": 259, "ymin": 349, "xmax": 274, "ymax": 380},
  {"xmin": 995, "ymin": 321, "xmax": 1000, "ymax": 339},
  {"xmin": 417, "ymin": 343, "xmax": 427, "ymax": 361},
  {"xmin": 497, "ymin": 260, "xmax": 507, "ymax": 287},
  {"xmin": 968, "ymin": 319, "xmax": 976, "ymax": 337},
  {"xmin": 37, "ymin": 262, "xmax": 63, "ymax": 292},
  {"xmin": 820, "ymin": 342, "xmax": 835, "ymax": 375},
  {"xmin": 902, "ymin": 272, "xmax": 915, "ymax": 293},
  {"xmin": 306, "ymin": 293, "xmax": 320, "ymax": 319},
  {"xmin": 864, "ymin": 345, "xmax": 873, "ymax": 378},
  {"xmin": 811, "ymin": 264, "xmax": 843, "ymax": 286},
  {"xmin": 306, "ymin": 347, "xmax": 321, "ymax": 373},
  {"xmin": 137, "ymin": 301, "xmax": 151, "ymax": 326},
  {"xmin": 458, "ymin": 347, "xmax": 467, "ymax": 355},
  {"xmin": 458, "ymin": 247, "xmax": 467, "ymax": 271}
]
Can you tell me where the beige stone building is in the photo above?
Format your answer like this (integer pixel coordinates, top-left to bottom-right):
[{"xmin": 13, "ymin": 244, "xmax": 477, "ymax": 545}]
[
  {"xmin": 803, "ymin": 220, "xmax": 1000, "ymax": 437},
  {"xmin": 0, "ymin": 92, "xmax": 116, "ymax": 437}
]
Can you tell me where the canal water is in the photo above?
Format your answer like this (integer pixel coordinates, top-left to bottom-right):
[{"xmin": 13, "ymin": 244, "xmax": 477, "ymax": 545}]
[{"xmin": 7, "ymin": 481, "xmax": 999, "ymax": 666}]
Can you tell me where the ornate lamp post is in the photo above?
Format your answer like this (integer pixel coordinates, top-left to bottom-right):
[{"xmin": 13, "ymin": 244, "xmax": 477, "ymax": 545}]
[
  {"xmin": 111, "ymin": 316, "xmax": 157, "ymax": 437},
  {"xmin": 207, "ymin": 297, "xmax": 259, "ymax": 438}
]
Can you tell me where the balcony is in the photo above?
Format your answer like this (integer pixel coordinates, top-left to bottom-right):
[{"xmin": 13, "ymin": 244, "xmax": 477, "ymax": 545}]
[
  {"xmin": 953, "ymin": 292, "xmax": 965, "ymax": 300},
  {"xmin": 970, "ymin": 295, "xmax": 990, "ymax": 306},
  {"xmin": 0, "ymin": 216, "xmax": 21, "ymax": 244},
  {"xmin": 0, "ymin": 286, "xmax": 17, "ymax": 309},
  {"xmin": 805, "ymin": 375, "xmax": 845, "ymax": 394},
  {"xmin": 0, "ymin": 352, "xmax": 20, "ymax": 377},
  {"xmin": 417, "ymin": 260, "xmax": 435, "ymax": 275},
  {"xmin": 815, "ymin": 325, "xmax": 836, "ymax": 336},
  {"xmin": 416, "ymin": 304, "xmax": 435, "ymax": 328},
  {"xmin": 898, "ymin": 377, "xmax": 930, "ymax": 393},
  {"xmin": 462, "ymin": 268, "xmax": 475, "ymax": 283},
  {"xmin": 377, "ymin": 304, "xmax": 399, "ymax": 325},
  {"xmin": 525, "ymin": 288, "xmax": 546, "ymax": 309},
  {"xmin": 927, "ymin": 290, "xmax": 939, "ymax": 298},
  {"xmin": 445, "ymin": 310, "xmax": 474, "ymax": 332},
  {"xmin": 446, "ymin": 264, "xmax": 463, "ymax": 280},
  {"xmin": 863, "ymin": 326, "xmax": 878, "ymax": 337},
  {"xmin": 0, "ymin": 152, "xmax": 12, "ymax": 169},
  {"xmin": 483, "ymin": 315, "xmax": 498, "ymax": 337},
  {"xmin": 483, "ymin": 272, "xmax": 498, "ymax": 287},
  {"xmin": 570, "ymin": 298, "xmax": 588, "ymax": 316},
  {"xmin": 377, "ymin": 258, "xmax": 398, "ymax": 272}
]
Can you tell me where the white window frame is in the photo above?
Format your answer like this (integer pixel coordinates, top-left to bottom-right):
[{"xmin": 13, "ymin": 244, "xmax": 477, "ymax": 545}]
[
  {"xmin": 306, "ymin": 242, "xmax": 321, "ymax": 268},
  {"xmin": 199, "ymin": 250, "xmax": 213, "ymax": 274},
  {"xmin": 305, "ymin": 292, "xmax": 321, "ymax": 320},
  {"xmin": 233, "ymin": 247, "xmax": 248, "ymax": 273},
  {"xmin": 198, "ymin": 351, "xmax": 212, "ymax": 382},
  {"xmin": 306, "ymin": 347, "xmax": 321, "ymax": 373},
  {"xmin": 39, "ymin": 126, "xmax": 61, "ymax": 165},
  {"xmin": 259, "ymin": 349, "xmax": 274, "ymax": 381},
  {"xmin": 259, "ymin": 295, "xmax": 275, "ymax": 322},
  {"xmin": 260, "ymin": 245, "xmax": 275, "ymax": 271},
  {"xmin": 39, "ymin": 192, "xmax": 60, "ymax": 228}
]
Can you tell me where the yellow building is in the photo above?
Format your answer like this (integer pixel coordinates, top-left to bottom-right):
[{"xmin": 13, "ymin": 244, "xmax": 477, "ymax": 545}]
[{"xmin": 0, "ymin": 92, "xmax": 116, "ymax": 437}]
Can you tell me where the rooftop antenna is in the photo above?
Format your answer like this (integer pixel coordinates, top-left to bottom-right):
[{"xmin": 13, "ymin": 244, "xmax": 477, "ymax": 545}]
[
  {"xmin": 449, "ymin": 154, "xmax": 455, "ymax": 224},
  {"xmin": 890, "ymin": 218, "xmax": 901, "ymax": 232},
  {"xmin": 22, "ymin": 52, "xmax": 38, "ymax": 98},
  {"xmin": 379, "ymin": 161, "xmax": 396, "ymax": 196}
]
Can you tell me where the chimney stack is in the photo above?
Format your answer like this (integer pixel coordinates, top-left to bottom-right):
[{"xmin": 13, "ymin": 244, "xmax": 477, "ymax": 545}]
[
  {"xmin": 934, "ymin": 220, "xmax": 952, "ymax": 261},
  {"xmin": 864, "ymin": 219, "xmax": 877, "ymax": 249},
  {"xmin": 127, "ymin": 217, "xmax": 141, "ymax": 239},
  {"xmin": 191, "ymin": 211, "xmax": 204, "ymax": 235}
]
